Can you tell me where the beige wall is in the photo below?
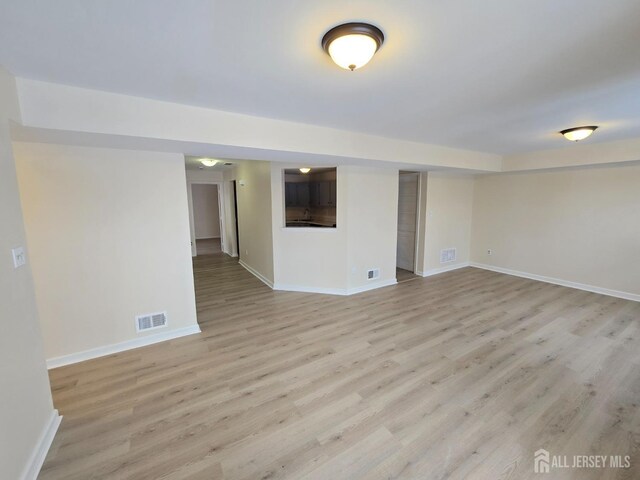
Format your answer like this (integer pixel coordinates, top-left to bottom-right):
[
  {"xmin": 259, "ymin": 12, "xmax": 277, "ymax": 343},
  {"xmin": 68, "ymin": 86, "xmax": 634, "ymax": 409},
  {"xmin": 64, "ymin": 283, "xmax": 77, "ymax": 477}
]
[
  {"xmin": 17, "ymin": 78, "xmax": 502, "ymax": 172},
  {"xmin": 234, "ymin": 160, "xmax": 274, "ymax": 284},
  {"xmin": 420, "ymin": 173, "xmax": 474, "ymax": 274},
  {"xmin": 14, "ymin": 143, "xmax": 199, "ymax": 361},
  {"xmin": 471, "ymin": 164, "xmax": 640, "ymax": 297},
  {"xmin": 192, "ymin": 184, "xmax": 220, "ymax": 239},
  {"xmin": 0, "ymin": 68, "xmax": 55, "ymax": 480}
]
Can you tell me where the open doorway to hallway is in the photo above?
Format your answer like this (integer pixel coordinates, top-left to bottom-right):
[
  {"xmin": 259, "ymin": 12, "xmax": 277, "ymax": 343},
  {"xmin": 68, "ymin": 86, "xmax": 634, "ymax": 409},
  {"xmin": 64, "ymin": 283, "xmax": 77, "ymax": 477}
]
[
  {"xmin": 191, "ymin": 183, "xmax": 223, "ymax": 256},
  {"xmin": 396, "ymin": 171, "xmax": 420, "ymax": 283}
]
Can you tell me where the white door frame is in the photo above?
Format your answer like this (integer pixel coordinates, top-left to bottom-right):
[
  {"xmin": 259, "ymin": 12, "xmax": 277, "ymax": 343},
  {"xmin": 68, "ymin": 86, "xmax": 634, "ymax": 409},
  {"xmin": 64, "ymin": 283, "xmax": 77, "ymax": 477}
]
[
  {"xmin": 413, "ymin": 173, "xmax": 422, "ymax": 274},
  {"xmin": 187, "ymin": 180, "xmax": 227, "ymax": 257},
  {"xmin": 397, "ymin": 171, "xmax": 421, "ymax": 273}
]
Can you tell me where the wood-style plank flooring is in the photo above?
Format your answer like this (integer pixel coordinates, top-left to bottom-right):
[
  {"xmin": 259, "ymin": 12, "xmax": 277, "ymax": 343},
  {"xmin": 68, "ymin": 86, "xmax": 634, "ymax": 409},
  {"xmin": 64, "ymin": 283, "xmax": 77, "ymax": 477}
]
[
  {"xmin": 396, "ymin": 267, "xmax": 419, "ymax": 284},
  {"xmin": 40, "ymin": 254, "xmax": 640, "ymax": 479},
  {"xmin": 196, "ymin": 238, "xmax": 222, "ymax": 255}
]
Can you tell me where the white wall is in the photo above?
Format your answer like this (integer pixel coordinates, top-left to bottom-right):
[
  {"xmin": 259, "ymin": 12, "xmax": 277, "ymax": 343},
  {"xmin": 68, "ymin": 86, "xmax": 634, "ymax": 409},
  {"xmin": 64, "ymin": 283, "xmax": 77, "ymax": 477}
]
[
  {"xmin": 271, "ymin": 164, "xmax": 348, "ymax": 293},
  {"xmin": 0, "ymin": 68, "xmax": 56, "ymax": 480},
  {"xmin": 192, "ymin": 184, "xmax": 220, "ymax": 239},
  {"xmin": 420, "ymin": 173, "xmax": 475, "ymax": 275},
  {"xmin": 471, "ymin": 165, "xmax": 640, "ymax": 298},
  {"xmin": 271, "ymin": 164, "xmax": 398, "ymax": 294},
  {"xmin": 345, "ymin": 166, "xmax": 399, "ymax": 292},
  {"xmin": 234, "ymin": 161, "xmax": 274, "ymax": 284},
  {"xmin": 14, "ymin": 143, "xmax": 199, "ymax": 362}
]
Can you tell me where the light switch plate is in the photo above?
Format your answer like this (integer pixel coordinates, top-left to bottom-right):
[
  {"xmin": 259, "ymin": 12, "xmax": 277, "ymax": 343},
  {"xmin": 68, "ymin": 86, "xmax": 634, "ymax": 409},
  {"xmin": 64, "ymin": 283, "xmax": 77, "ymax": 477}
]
[{"xmin": 12, "ymin": 247, "xmax": 26, "ymax": 268}]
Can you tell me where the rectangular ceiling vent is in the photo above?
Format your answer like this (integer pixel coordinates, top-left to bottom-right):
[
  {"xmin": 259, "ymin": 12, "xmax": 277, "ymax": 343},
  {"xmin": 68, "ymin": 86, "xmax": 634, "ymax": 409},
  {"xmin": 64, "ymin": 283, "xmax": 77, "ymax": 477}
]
[
  {"xmin": 367, "ymin": 268, "xmax": 380, "ymax": 280},
  {"xmin": 440, "ymin": 248, "xmax": 457, "ymax": 264},
  {"xmin": 136, "ymin": 312, "xmax": 167, "ymax": 333}
]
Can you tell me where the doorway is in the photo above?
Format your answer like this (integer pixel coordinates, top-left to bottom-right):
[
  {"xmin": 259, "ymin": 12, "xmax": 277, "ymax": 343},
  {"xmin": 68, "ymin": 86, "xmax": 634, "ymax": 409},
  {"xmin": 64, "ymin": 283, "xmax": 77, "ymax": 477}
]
[
  {"xmin": 396, "ymin": 172, "xmax": 420, "ymax": 282},
  {"xmin": 191, "ymin": 183, "xmax": 224, "ymax": 256}
]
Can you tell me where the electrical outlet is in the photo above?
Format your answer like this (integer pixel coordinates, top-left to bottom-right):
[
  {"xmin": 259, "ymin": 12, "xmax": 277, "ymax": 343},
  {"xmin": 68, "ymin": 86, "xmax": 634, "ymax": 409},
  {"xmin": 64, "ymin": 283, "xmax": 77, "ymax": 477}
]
[
  {"xmin": 487, "ymin": 249, "xmax": 492, "ymax": 256},
  {"xmin": 12, "ymin": 247, "xmax": 26, "ymax": 268}
]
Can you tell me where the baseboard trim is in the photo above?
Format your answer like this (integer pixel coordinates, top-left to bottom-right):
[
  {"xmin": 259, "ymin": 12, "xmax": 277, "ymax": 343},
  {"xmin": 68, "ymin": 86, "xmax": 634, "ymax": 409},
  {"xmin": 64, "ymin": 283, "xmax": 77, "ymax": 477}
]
[
  {"xmin": 347, "ymin": 278, "xmax": 398, "ymax": 295},
  {"xmin": 273, "ymin": 278, "xmax": 397, "ymax": 296},
  {"xmin": 470, "ymin": 263, "xmax": 640, "ymax": 302},
  {"xmin": 273, "ymin": 283, "xmax": 346, "ymax": 295},
  {"xmin": 20, "ymin": 409, "xmax": 62, "ymax": 480},
  {"xmin": 46, "ymin": 324, "xmax": 202, "ymax": 369},
  {"xmin": 239, "ymin": 260, "xmax": 274, "ymax": 288},
  {"xmin": 419, "ymin": 262, "xmax": 470, "ymax": 277}
]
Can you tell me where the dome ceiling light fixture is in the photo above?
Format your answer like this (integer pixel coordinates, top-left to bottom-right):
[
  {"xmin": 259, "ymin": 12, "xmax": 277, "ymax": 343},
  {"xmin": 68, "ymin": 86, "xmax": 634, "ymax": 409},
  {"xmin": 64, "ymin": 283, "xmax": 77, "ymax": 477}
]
[
  {"xmin": 559, "ymin": 126, "xmax": 598, "ymax": 142},
  {"xmin": 299, "ymin": 167, "xmax": 311, "ymax": 174},
  {"xmin": 200, "ymin": 158, "xmax": 218, "ymax": 167},
  {"xmin": 322, "ymin": 22, "xmax": 384, "ymax": 71}
]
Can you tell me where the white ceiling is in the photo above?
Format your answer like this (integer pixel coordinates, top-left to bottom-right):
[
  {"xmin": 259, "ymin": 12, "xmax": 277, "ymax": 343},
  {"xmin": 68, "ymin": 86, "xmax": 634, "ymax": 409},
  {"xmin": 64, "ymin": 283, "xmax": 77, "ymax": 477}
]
[{"xmin": 2, "ymin": 0, "xmax": 640, "ymax": 155}]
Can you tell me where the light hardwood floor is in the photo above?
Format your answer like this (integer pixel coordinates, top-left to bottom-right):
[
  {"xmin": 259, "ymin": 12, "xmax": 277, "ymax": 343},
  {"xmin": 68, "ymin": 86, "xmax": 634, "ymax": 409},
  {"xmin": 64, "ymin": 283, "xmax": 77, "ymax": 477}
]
[
  {"xmin": 396, "ymin": 267, "xmax": 419, "ymax": 284},
  {"xmin": 40, "ymin": 254, "xmax": 640, "ymax": 479},
  {"xmin": 196, "ymin": 238, "xmax": 222, "ymax": 255}
]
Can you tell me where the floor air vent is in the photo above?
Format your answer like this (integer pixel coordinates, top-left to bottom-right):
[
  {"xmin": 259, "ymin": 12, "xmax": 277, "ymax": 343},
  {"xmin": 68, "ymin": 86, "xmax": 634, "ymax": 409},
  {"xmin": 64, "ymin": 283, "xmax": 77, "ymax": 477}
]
[{"xmin": 136, "ymin": 312, "xmax": 168, "ymax": 332}]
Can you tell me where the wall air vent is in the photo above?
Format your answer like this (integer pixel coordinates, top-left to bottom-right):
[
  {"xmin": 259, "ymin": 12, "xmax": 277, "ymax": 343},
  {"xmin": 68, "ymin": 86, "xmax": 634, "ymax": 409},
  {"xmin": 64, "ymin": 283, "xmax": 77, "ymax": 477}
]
[
  {"xmin": 440, "ymin": 248, "xmax": 457, "ymax": 264},
  {"xmin": 367, "ymin": 268, "xmax": 380, "ymax": 280},
  {"xmin": 136, "ymin": 312, "xmax": 168, "ymax": 332}
]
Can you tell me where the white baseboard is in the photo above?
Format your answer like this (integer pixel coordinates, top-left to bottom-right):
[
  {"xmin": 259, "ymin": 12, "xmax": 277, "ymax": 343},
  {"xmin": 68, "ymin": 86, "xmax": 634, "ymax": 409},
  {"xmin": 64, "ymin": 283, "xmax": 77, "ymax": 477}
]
[
  {"xmin": 470, "ymin": 262, "xmax": 640, "ymax": 302},
  {"xmin": 46, "ymin": 324, "xmax": 201, "ymax": 369},
  {"xmin": 273, "ymin": 278, "xmax": 397, "ymax": 296},
  {"xmin": 419, "ymin": 262, "xmax": 470, "ymax": 277},
  {"xmin": 273, "ymin": 283, "xmax": 346, "ymax": 295},
  {"xmin": 20, "ymin": 409, "xmax": 62, "ymax": 480},
  {"xmin": 239, "ymin": 260, "xmax": 274, "ymax": 288},
  {"xmin": 347, "ymin": 278, "xmax": 398, "ymax": 295}
]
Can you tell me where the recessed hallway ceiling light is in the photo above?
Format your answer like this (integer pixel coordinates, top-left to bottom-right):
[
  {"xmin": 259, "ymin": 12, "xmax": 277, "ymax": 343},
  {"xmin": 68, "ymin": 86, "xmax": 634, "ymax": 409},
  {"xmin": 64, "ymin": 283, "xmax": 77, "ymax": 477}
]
[
  {"xmin": 560, "ymin": 126, "xmax": 598, "ymax": 142},
  {"xmin": 200, "ymin": 158, "xmax": 218, "ymax": 167},
  {"xmin": 322, "ymin": 22, "xmax": 384, "ymax": 71},
  {"xmin": 299, "ymin": 168, "xmax": 311, "ymax": 174}
]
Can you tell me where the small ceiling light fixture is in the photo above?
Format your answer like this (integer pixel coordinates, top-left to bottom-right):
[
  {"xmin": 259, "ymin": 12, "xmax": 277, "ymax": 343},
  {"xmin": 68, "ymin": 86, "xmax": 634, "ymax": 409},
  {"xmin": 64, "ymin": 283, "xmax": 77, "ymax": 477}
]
[
  {"xmin": 200, "ymin": 158, "xmax": 218, "ymax": 167},
  {"xmin": 322, "ymin": 22, "xmax": 384, "ymax": 71},
  {"xmin": 560, "ymin": 126, "xmax": 598, "ymax": 142},
  {"xmin": 299, "ymin": 167, "xmax": 311, "ymax": 174}
]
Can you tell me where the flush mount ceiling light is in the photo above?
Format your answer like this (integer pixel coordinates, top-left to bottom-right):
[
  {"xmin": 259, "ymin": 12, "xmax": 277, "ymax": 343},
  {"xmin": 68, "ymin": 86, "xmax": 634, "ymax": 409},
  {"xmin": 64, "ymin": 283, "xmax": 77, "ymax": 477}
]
[
  {"xmin": 200, "ymin": 158, "xmax": 218, "ymax": 167},
  {"xmin": 299, "ymin": 167, "xmax": 311, "ymax": 174},
  {"xmin": 560, "ymin": 126, "xmax": 598, "ymax": 142},
  {"xmin": 322, "ymin": 22, "xmax": 384, "ymax": 71}
]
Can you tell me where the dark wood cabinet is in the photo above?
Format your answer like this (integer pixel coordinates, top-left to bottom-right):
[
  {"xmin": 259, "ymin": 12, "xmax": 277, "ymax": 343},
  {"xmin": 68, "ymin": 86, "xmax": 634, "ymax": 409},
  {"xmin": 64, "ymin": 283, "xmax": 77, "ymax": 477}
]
[
  {"xmin": 296, "ymin": 183, "xmax": 310, "ymax": 206},
  {"xmin": 284, "ymin": 174, "xmax": 336, "ymax": 208},
  {"xmin": 285, "ymin": 182, "xmax": 313, "ymax": 207}
]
